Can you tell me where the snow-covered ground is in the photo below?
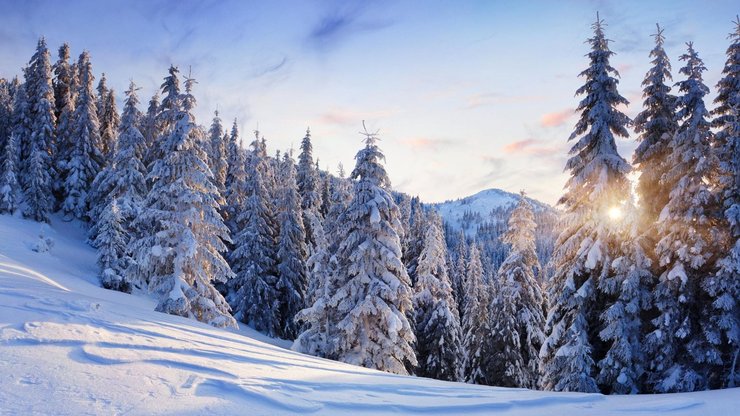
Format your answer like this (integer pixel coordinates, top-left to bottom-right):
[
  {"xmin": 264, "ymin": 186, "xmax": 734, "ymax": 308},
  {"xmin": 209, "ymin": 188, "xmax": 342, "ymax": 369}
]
[{"xmin": 0, "ymin": 214, "xmax": 736, "ymax": 415}]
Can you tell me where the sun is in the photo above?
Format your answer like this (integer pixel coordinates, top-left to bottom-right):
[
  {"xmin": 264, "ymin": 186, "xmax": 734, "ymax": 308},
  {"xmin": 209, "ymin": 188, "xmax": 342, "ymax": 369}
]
[{"xmin": 607, "ymin": 206, "xmax": 623, "ymax": 221}]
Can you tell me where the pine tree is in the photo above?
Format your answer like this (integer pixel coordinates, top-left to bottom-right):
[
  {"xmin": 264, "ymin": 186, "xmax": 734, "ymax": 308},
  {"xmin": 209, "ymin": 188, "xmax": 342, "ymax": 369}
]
[
  {"xmin": 11, "ymin": 83, "xmax": 31, "ymax": 190},
  {"xmin": 305, "ymin": 171, "xmax": 350, "ymax": 307},
  {"xmin": 276, "ymin": 154, "xmax": 308, "ymax": 339},
  {"xmin": 462, "ymin": 243, "xmax": 492, "ymax": 384},
  {"xmin": 633, "ymin": 24, "xmax": 678, "ymax": 226},
  {"xmin": 53, "ymin": 44, "xmax": 77, "ymax": 205},
  {"xmin": 223, "ymin": 122, "xmax": 246, "ymax": 234},
  {"xmin": 540, "ymin": 15, "xmax": 631, "ymax": 393},
  {"xmin": 96, "ymin": 73, "xmax": 107, "ymax": 119},
  {"xmin": 141, "ymin": 93, "xmax": 160, "ymax": 168},
  {"xmin": 647, "ymin": 42, "xmax": 721, "ymax": 393},
  {"xmin": 450, "ymin": 232, "xmax": 468, "ymax": 323},
  {"xmin": 94, "ymin": 200, "xmax": 131, "ymax": 293},
  {"xmin": 207, "ymin": 110, "xmax": 228, "ymax": 193},
  {"xmin": 0, "ymin": 132, "xmax": 19, "ymax": 214},
  {"xmin": 99, "ymin": 89, "xmax": 120, "ymax": 159},
  {"xmin": 488, "ymin": 193, "xmax": 545, "ymax": 389},
  {"xmin": 413, "ymin": 211, "xmax": 463, "ymax": 381},
  {"xmin": 710, "ymin": 17, "xmax": 740, "ymax": 389},
  {"xmin": 596, "ymin": 204, "xmax": 653, "ymax": 394},
  {"xmin": 224, "ymin": 120, "xmax": 240, "ymax": 190},
  {"xmin": 0, "ymin": 79, "xmax": 12, "ymax": 166},
  {"xmin": 319, "ymin": 173, "xmax": 331, "ymax": 218},
  {"xmin": 296, "ymin": 125, "xmax": 416, "ymax": 375},
  {"xmin": 297, "ymin": 128, "xmax": 321, "ymax": 249},
  {"xmin": 88, "ymin": 81, "xmax": 147, "ymax": 243},
  {"xmin": 227, "ymin": 137, "xmax": 280, "ymax": 335},
  {"xmin": 130, "ymin": 74, "xmax": 235, "ymax": 328},
  {"xmin": 23, "ymin": 38, "xmax": 57, "ymax": 222},
  {"xmin": 404, "ymin": 196, "xmax": 425, "ymax": 286},
  {"xmin": 61, "ymin": 51, "xmax": 103, "ymax": 220},
  {"xmin": 52, "ymin": 43, "xmax": 73, "ymax": 121},
  {"xmin": 147, "ymin": 66, "xmax": 180, "ymax": 168}
]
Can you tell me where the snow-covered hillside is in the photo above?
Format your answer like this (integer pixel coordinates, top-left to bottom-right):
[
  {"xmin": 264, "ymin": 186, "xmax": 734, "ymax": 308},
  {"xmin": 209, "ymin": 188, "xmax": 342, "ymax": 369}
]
[
  {"xmin": 0, "ymin": 214, "xmax": 736, "ymax": 415},
  {"xmin": 432, "ymin": 188, "xmax": 554, "ymax": 236}
]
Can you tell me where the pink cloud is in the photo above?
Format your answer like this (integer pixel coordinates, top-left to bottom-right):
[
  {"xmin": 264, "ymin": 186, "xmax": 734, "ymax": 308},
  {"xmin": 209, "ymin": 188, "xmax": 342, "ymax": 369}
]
[
  {"xmin": 502, "ymin": 138, "xmax": 563, "ymax": 157},
  {"xmin": 540, "ymin": 108, "xmax": 574, "ymax": 127},
  {"xmin": 318, "ymin": 108, "xmax": 396, "ymax": 126},
  {"xmin": 503, "ymin": 138, "xmax": 538, "ymax": 154},
  {"xmin": 399, "ymin": 137, "xmax": 454, "ymax": 150}
]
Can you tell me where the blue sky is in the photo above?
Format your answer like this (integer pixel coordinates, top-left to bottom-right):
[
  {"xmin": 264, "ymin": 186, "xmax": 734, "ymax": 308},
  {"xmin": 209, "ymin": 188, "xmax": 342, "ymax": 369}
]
[{"xmin": 0, "ymin": 0, "xmax": 736, "ymax": 204}]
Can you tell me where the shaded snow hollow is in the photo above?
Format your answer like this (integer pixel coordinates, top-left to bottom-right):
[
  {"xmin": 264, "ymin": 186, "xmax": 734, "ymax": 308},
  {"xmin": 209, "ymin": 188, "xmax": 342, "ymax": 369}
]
[{"xmin": 0, "ymin": 214, "xmax": 736, "ymax": 415}]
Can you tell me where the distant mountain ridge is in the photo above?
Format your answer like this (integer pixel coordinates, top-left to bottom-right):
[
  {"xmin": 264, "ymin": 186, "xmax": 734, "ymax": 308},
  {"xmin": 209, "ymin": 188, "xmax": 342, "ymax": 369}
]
[{"xmin": 431, "ymin": 188, "xmax": 555, "ymax": 237}]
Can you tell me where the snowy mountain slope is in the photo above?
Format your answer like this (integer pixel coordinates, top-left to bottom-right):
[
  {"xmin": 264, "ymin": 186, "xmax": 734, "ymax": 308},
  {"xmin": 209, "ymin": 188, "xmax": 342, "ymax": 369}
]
[
  {"xmin": 432, "ymin": 188, "xmax": 554, "ymax": 236},
  {"xmin": 0, "ymin": 214, "xmax": 737, "ymax": 416}
]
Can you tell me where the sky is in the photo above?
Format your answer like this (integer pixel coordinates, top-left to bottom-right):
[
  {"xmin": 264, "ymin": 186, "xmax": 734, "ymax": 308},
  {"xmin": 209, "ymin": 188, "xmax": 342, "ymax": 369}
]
[{"xmin": 0, "ymin": 0, "xmax": 736, "ymax": 205}]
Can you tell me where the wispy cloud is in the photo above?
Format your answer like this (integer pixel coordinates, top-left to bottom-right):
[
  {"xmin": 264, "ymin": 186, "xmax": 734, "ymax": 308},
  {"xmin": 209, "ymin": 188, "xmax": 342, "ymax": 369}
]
[
  {"xmin": 540, "ymin": 108, "xmax": 574, "ymax": 127},
  {"xmin": 468, "ymin": 155, "xmax": 508, "ymax": 191},
  {"xmin": 465, "ymin": 92, "xmax": 545, "ymax": 109},
  {"xmin": 306, "ymin": 2, "xmax": 393, "ymax": 52}
]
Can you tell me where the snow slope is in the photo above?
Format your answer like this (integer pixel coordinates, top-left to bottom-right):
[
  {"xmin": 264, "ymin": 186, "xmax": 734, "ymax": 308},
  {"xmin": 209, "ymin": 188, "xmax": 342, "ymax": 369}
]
[
  {"xmin": 0, "ymin": 214, "xmax": 736, "ymax": 415},
  {"xmin": 432, "ymin": 188, "xmax": 554, "ymax": 235}
]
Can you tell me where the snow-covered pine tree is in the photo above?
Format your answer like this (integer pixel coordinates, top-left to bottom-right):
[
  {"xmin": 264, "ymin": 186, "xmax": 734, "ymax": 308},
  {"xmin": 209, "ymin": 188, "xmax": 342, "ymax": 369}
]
[
  {"xmin": 52, "ymin": 43, "xmax": 73, "ymax": 121},
  {"xmin": 23, "ymin": 38, "xmax": 57, "ymax": 222},
  {"xmin": 323, "ymin": 168, "xmax": 352, "ymax": 240},
  {"xmin": 540, "ymin": 15, "xmax": 631, "ymax": 393},
  {"xmin": 53, "ymin": 44, "xmax": 77, "ymax": 205},
  {"xmin": 647, "ymin": 42, "xmax": 721, "ymax": 393},
  {"xmin": 276, "ymin": 153, "xmax": 308, "ymax": 339},
  {"xmin": 0, "ymin": 132, "xmax": 19, "ymax": 214},
  {"xmin": 293, "ymin": 202, "xmax": 334, "ymax": 357},
  {"xmin": 227, "ymin": 137, "xmax": 280, "ymax": 335},
  {"xmin": 207, "ymin": 110, "xmax": 228, "ymax": 194},
  {"xmin": 305, "ymin": 167, "xmax": 351, "ymax": 306},
  {"xmin": 319, "ymin": 173, "xmax": 331, "ymax": 219},
  {"xmin": 130, "ymin": 73, "xmax": 235, "ymax": 328},
  {"xmin": 404, "ymin": 196, "xmax": 425, "ymax": 286},
  {"xmin": 141, "ymin": 93, "xmax": 160, "ymax": 168},
  {"xmin": 147, "ymin": 66, "xmax": 180, "ymax": 168},
  {"xmin": 462, "ymin": 242, "xmax": 492, "ymax": 384},
  {"xmin": 99, "ymin": 89, "xmax": 120, "ymax": 159},
  {"xmin": 0, "ymin": 80, "xmax": 11, "ymax": 165},
  {"xmin": 224, "ymin": 119, "xmax": 240, "ymax": 191},
  {"xmin": 223, "ymin": 123, "xmax": 246, "ymax": 234},
  {"xmin": 300, "ymin": 125, "xmax": 417, "ymax": 375},
  {"xmin": 413, "ymin": 210, "xmax": 463, "ymax": 381},
  {"xmin": 10, "ymin": 82, "xmax": 31, "ymax": 189},
  {"xmin": 709, "ymin": 17, "xmax": 740, "ymax": 389},
  {"xmin": 61, "ymin": 51, "xmax": 103, "ymax": 220},
  {"xmin": 596, "ymin": 202, "xmax": 653, "ymax": 394},
  {"xmin": 297, "ymin": 128, "xmax": 321, "ymax": 249},
  {"xmin": 488, "ymin": 192, "xmax": 545, "ymax": 389},
  {"xmin": 396, "ymin": 192, "xmax": 413, "ymax": 257},
  {"xmin": 450, "ymin": 231, "xmax": 468, "ymax": 323},
  {"xmin": 633, "ymin": 24, "xmax": 678, "ymax": 227},
  {"xmin": 94, "ymin": 199, "xmax": 131, "ymax": 292},
  {"xmin": 88, "ymin": 81, "xmax": 147, "ymax": 245}
]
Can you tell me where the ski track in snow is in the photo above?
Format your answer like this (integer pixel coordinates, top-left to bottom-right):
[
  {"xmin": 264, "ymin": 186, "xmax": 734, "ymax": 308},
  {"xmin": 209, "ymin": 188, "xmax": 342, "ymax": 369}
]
[{"xmin": 0, "ymin": 213, "xmax": 736, "ymax": 415}]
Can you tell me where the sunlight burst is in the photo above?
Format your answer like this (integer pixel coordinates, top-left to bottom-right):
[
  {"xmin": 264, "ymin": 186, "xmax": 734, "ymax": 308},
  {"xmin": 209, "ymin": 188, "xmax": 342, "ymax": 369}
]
[{"xmin": 607, "ymin": 206, "xmax": 623, "ymax": 221}]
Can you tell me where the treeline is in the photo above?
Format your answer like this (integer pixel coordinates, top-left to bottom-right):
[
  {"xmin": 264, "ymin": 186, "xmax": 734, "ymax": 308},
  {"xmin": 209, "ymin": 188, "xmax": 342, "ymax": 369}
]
[{"xmin": 539, "ymin": 17, "xmax": 739, "ymax": 394}]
